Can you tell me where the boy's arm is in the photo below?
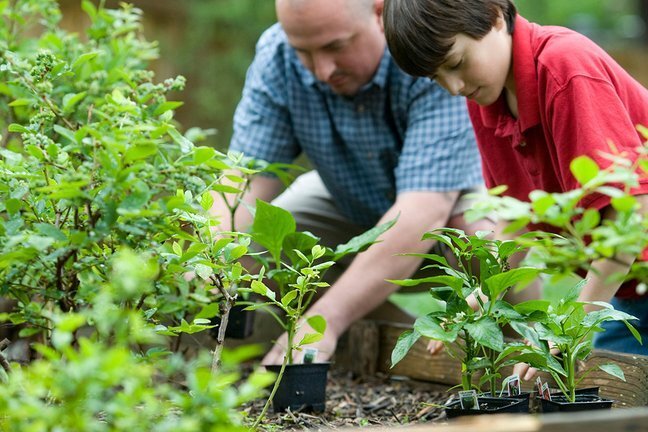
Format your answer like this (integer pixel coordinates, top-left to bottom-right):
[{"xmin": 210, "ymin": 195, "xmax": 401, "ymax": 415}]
[{"xmin": 578, "ymin": 194, "xmax": 648, "ymax": 309}]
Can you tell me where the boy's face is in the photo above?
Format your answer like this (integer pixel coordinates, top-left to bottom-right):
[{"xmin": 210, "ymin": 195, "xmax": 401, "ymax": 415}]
[
  {"xmin": 277, "ymin": 0, "xmax": 386, "ymax": 96},
  {"xmin": 431, "ymin": 16, "xmax": 513, "ymax": 106}
]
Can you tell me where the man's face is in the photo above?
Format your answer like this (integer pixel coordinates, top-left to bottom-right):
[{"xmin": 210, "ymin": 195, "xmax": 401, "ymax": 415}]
[
  {"xmin": 431, "ymin": 17, "xmax": 513, "ymax": 106},
  {"xmin": 277, "ymin": 0, "xmax": 386, "ymax": 96}
]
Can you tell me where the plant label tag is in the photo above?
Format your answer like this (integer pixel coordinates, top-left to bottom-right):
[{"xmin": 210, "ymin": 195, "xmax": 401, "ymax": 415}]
[
  {"xmin": 505, "ymin": 374, "xmax": 521, "ymax": 396},
  {"xmin": 458, "ymin": 390, "xmax": 479, "ymax": 410},
  {"xmin": 541, "ymin": 382, "xmax": 552, "ymax": 401},
  {"xmin": 302, "ymin": 347, "xmax": 318, "ymax": 364},
  {"xmin": 535, "ymin": 377, "xmax": 543, "ymax": 397}
]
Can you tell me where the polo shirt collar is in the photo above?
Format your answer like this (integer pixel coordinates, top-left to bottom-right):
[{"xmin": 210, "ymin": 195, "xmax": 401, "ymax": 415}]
[
  {"xmin": 480, "ymin": 15, "xmax": 540, "ymax": 134},
  {"xmin": 513, "ymin": 15, "xmax": 541, "ymax": 132}
]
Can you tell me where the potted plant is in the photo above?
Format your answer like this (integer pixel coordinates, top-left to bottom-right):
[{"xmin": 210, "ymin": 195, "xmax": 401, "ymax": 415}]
[
  {"xmin": 389, "ymin": 228, "xmax": 540, "ymax": 416},
  {"xmin": 510, "ymin": 282, "xmax": 640, "ymax": 412},
  {"xmin": 245, "ymin": 200, "xmax": 395, "ymax": 423},
  {"xmin": 463, "ymin": 146, "xmax": 647, "ymax": 412}
]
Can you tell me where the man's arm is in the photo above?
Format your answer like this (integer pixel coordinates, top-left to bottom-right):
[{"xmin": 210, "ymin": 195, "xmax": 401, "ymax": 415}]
[{"xmin": 262, "ymin": 190, "xmax": 459, "ymax": 364}]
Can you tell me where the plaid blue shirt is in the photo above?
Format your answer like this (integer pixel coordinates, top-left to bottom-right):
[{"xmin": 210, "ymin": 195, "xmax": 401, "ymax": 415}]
[{"xmin": 231, "ymin": 24, "xmax": 483, "ymax": 227}]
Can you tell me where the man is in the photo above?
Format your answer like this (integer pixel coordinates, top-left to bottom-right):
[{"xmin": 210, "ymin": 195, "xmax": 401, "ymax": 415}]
[{"xmin": 214, "ymin": 0, "xmax": 490, "ymax": 364}]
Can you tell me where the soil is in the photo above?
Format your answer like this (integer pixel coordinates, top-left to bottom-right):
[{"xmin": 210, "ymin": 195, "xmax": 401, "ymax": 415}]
[{"xmin": 244, "ymin": 369, "xmax": 454, "ymax": 431}]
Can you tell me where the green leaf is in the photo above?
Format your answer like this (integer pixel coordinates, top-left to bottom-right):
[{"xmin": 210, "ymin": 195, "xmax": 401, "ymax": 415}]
[
  {"xmin": 8, "ymin": 98, "xmax": 31, "ymax": 107},
  {"xmin": 465, "ymin": 317, "xmax": 504, "ymax": 352},
  {"xmin": 8, "ymin": 124, "xmax": 30, "ymax": 133},
  {"xmin": 211, "ymin": 184, "xmax": 242, "ymax": 194},
  {"xmin": 251, "ymin": 280, "xmax": 276, "ymax": 302},
  {"xmin": 125, "ymin": 143, "xmax": 158, "ymax": 162},
  {"xmin": 298, "ymin": 332, "xmax": 323, "ymax": 346},
  {"xmin": 194, "ymin": 263, "xmax": 212, "ymax": 280},
  {"xmin": 168, "ymin": 127, "xmax": 194, "ymax": 153},
  {"xmin": 599, "ymin": 363, "xmax": 625, "ymax": 381},
  {"xmin": 62, "ymin": 91, "xmax": 87, "ymax": 113},
  {"xmin": 391, "ymin": 329, "xmax": 421, "ymax": 367},
  {"xmin": 280, "ymin": 290, "xmax": 298, "ymax": 307},
  {"xmin": 153, "ymin": 101, "xmax": 184, "ymax": 116},
  {"xmin": 413, "ymin": 315, "xmax": 458, "ymax": 342},
  {"xmin": 388, "ymin": 275, "xmax": 463, "ymax": 291},
  {"xmin": 195, "ymin": 303, "xmax": 221, "ymax": 320},
  {"xmin": 251, "ymin": 200, "xmax": 296, "ymax": 266},
  {"xmin": 332, "ymin": 217, "xmax": 397, "ymax": 260},
  {"xmin": 53, "ymin": 124, "xmax": 77, "ymax": 144},
  {"xmin": 570, "ymin": 156, "xmax": 600, "ymax": 185},
  {"xmin": 56, "ymin": 313, "xmax": 86, "ymax": 332},
  {"xmin": 200, "ymin": 192, "xmax": 214, "ymax": 211},
  {"xmin": 484, "ymin": 267, "xmax": 540, "ymax": 300},
  {"xmin": 283, "ymin": 231, "xmax": 320, "ymax": 266},
  {"xmin": 71, "ymin": 51, "xmax": 99, "ymax": 70},
  {"xmin": 193, "ymin": 146, "xmax": 217, "ymax": 164},
  {"xmin": 307, "ymin": 315, "xmax": 326, "ymax": 334},
  {"xmin": 611, "ymin": 195, "xmax": 637, "ymax": 213}
]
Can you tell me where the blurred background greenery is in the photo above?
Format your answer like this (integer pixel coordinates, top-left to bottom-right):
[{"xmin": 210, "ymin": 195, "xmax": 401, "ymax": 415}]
[{"xmin": 59, "ymin": 0, "xmax": 648, "ymax": 151}]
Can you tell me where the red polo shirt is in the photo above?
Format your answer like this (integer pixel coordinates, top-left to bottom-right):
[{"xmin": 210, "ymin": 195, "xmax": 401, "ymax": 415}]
[{"xmin": 468, "ymin": 16, "xmax": 648, "ymax": 298}]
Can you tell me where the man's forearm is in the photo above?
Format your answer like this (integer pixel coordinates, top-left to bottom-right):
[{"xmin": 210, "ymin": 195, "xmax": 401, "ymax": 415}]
[{"xmin": 307, "ymin": 191, "xmax": 458, "ymax": 337}]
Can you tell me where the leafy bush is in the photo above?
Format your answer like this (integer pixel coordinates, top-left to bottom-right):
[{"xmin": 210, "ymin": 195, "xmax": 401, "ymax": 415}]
[{"xmin": 0, "ymin": 0, "xmax": 275, "ymax": 428}]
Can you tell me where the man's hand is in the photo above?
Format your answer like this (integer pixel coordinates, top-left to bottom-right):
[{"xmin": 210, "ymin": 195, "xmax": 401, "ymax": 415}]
[{"xmin": 261, "ymin": 320, "xmax": 338, "ymax": 365}]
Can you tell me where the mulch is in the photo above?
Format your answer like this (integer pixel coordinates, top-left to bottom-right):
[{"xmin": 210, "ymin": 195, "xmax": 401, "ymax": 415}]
[{"xmin": 244, "ymin": 369, "xmax": 455, "ymax": 431}]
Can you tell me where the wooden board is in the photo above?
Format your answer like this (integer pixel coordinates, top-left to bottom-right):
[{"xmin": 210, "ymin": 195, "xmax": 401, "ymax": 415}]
[{"xmin": 333, "ymin": 407, "xmax": 648, "ymax": 432}]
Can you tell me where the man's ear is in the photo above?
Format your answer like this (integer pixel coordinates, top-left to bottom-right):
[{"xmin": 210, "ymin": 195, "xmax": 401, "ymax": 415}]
[{"xmin": 375, "ymin": 0, "xmax": 385, "ymax": 31}]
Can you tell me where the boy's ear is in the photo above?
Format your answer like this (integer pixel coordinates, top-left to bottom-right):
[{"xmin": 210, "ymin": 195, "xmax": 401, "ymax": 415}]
[{"xmin": 495, "ymin": 10, "xmax": 506, "ymax": 31}]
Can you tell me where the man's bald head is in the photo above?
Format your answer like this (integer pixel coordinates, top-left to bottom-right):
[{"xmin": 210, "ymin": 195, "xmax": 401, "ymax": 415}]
[{"xmin": 276, "ymin": 0, "xmax": 375, "ymax": 20}]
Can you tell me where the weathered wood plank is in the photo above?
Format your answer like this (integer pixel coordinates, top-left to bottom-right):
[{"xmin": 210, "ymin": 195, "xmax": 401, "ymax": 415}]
[{"xmin": 579, "ymin": 350, "xmax": 648, "ymax": 407}]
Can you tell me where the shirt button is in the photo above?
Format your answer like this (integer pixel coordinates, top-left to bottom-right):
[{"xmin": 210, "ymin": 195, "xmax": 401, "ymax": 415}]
[
  {"xmin": 367, "ymin": 152, "xmax": 374, "ymax": 159},
  {"xmin": 356, "ymin": 104, "xmax": 365, "ymax": 113},
  {"xmin": 519, "ymin": 141, "xmax": 527, "ymax": 147}
]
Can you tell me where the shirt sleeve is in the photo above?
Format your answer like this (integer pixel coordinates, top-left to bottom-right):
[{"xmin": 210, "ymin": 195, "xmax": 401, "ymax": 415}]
[
  {"xmin": 229, "ymin": 27, "xmax": 301, "ymax": 164},
  {"xmin": 544, "ymin": 75, "xmax": 648, "ymax": 210},
  {"xmin": 395, "ymin": 80, "xmax": 484, "ymax": 194}
]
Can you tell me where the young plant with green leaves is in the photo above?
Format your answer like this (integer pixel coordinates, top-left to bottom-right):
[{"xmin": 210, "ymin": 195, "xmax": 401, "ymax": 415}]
[
  {"xmin": 510, "ymin": 281, "xmax": 640, "ymax": 402},
  {"xmin": 468, "ymin": 132, "xmax": 648, "ymax": 285},
  {"xmin": 245, "ymin": 200, "xmax": 395, "ymax": 424},
  {"xmin": 390, "ymin": 228, "xmax": 540, "ymax": 395}
]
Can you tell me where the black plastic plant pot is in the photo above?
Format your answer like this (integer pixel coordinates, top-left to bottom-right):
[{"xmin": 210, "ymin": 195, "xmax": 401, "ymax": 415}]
[
  {"xmin": 209, "ymin": 304, "xmax": 255, "ymax": 339},
  {"xmin": 540, "ymin": 393, "xmax": 613, "ymax": 413},
  {"xmin": 445, "ymin": 396, "xmax": 529, "ymax": 418},
  {"xmin": 265, "ymin": 362, "xmax": 330, "ymax": 413}
]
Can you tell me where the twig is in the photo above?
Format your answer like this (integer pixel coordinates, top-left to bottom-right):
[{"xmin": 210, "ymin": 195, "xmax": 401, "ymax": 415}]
[
  {"xmin": 0, "ymin": 338, "xmax": 12, "ymax": 375},
  {"xmin": 209, "ymin": 273, "xmax": 236, "ymax": 374}
]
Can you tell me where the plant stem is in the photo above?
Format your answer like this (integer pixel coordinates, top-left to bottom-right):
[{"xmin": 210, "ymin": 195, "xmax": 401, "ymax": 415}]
[
  {"xmin": 253, "ymin": 349, "xmax": 290, "ymax": 429},
  {"xmin": 210, "ymin": 273, "xmax": 236, "ymax": 374}
]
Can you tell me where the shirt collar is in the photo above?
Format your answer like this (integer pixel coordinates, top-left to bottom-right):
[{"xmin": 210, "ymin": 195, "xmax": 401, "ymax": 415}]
[{"xmin": 479, "ymin": 15, "xmax": 540, "ymax": 134}]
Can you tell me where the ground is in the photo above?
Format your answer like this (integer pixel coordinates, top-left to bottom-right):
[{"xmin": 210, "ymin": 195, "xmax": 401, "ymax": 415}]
[{"xmin": 245, "ymin": 369, "xmax": 452, "ymax": 430}]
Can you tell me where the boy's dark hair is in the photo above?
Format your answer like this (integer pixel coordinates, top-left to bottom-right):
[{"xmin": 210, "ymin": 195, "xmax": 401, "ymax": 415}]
[{"xmin": 384, "ymin": 0, "xmax": 517, "ymax": 77}]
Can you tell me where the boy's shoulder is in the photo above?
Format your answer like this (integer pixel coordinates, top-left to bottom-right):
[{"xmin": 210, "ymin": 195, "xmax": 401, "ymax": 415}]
[{"xmin": 529, "ymin": 23, "xmax": 614, "ymax": 85}]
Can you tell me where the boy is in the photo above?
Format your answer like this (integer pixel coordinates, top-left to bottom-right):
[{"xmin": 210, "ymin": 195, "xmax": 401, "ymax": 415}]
[{"xmin": 383, "ymin": 0, "xmax": 648, "ymax": 358}]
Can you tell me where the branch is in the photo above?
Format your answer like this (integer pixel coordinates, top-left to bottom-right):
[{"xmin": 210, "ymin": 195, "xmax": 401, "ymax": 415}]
[{"xmin": 0, "ymin": 338, "xmax": 12, "ymax": 375}]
